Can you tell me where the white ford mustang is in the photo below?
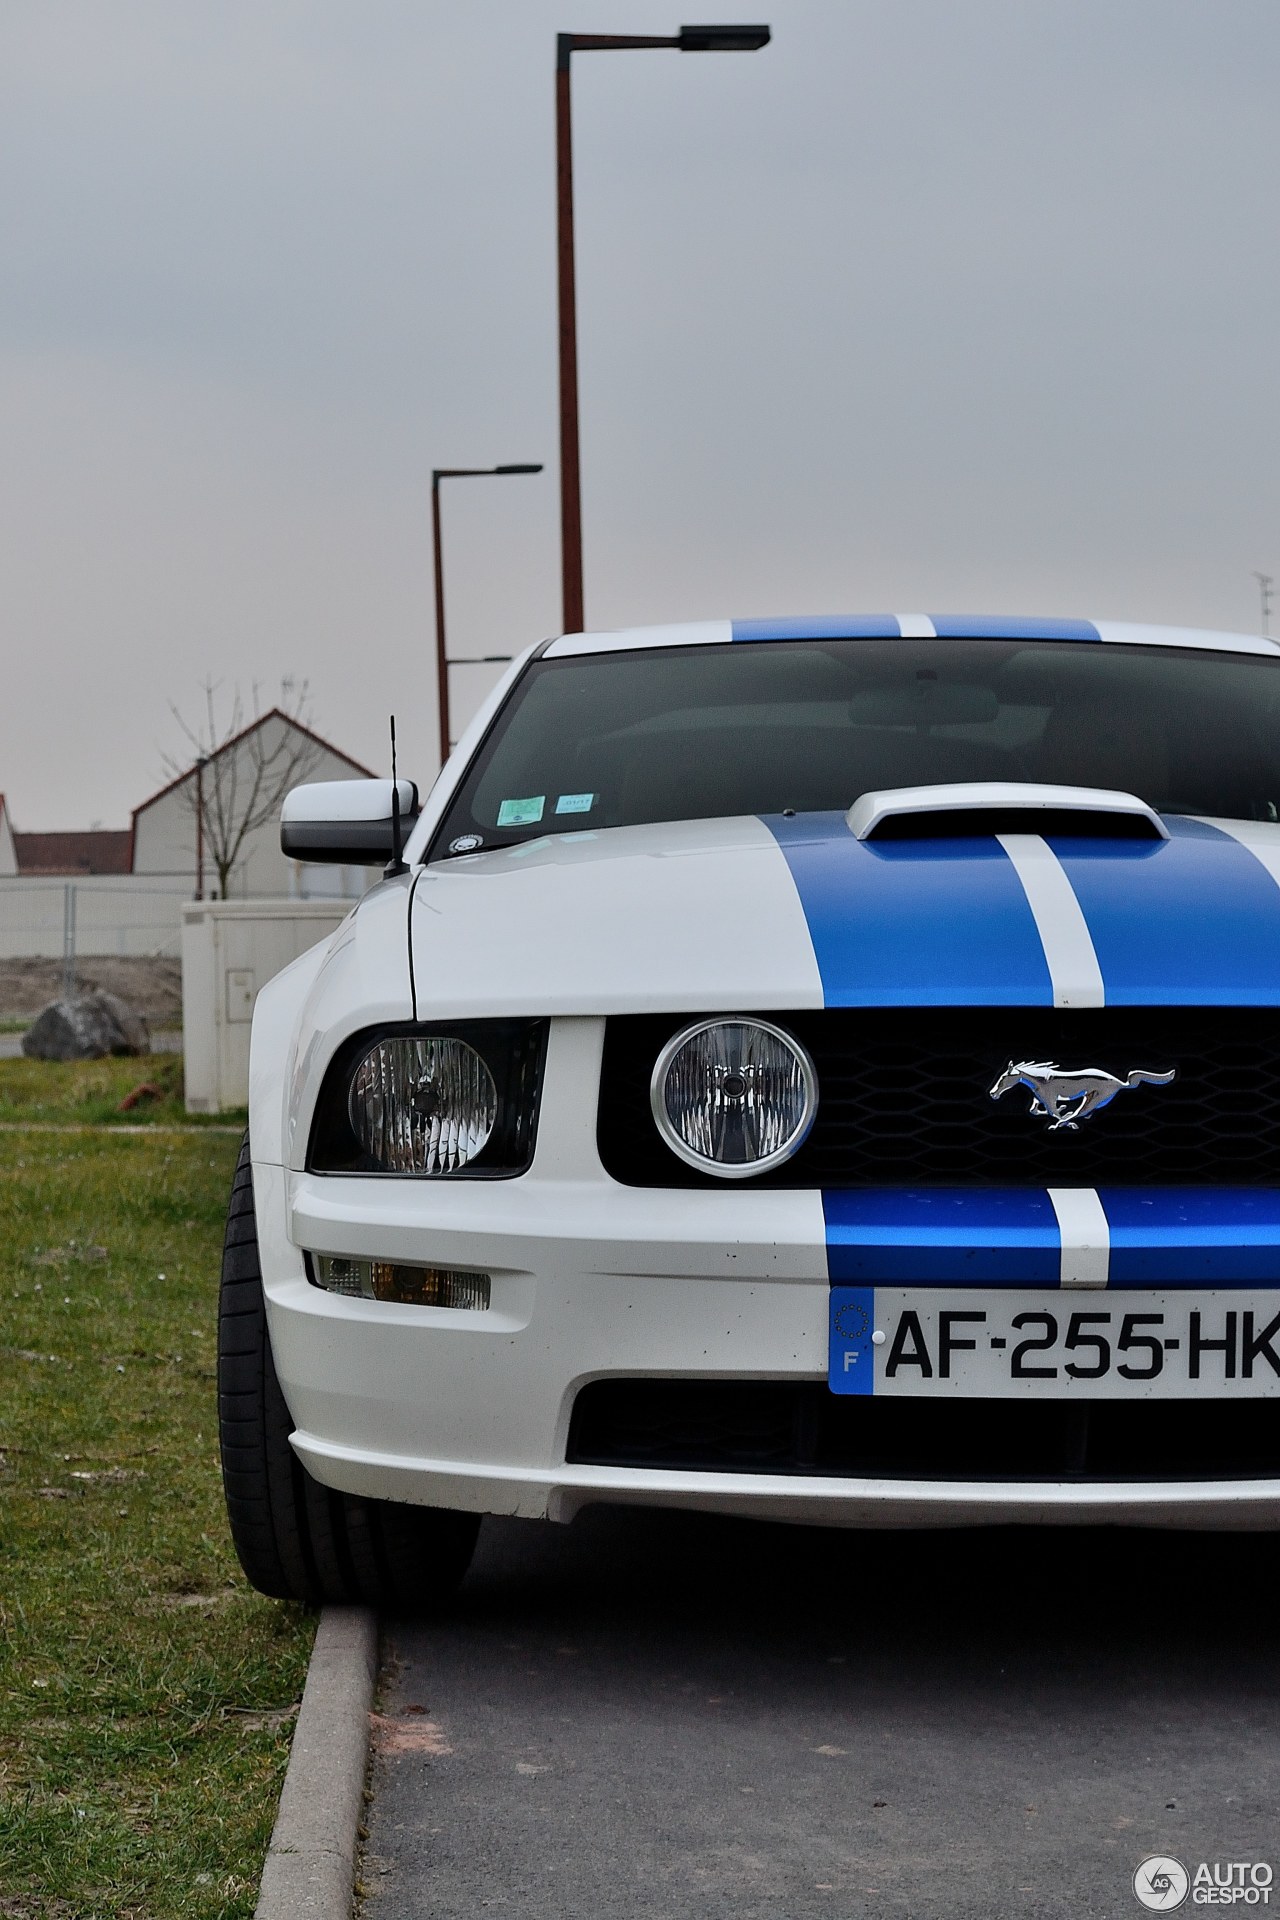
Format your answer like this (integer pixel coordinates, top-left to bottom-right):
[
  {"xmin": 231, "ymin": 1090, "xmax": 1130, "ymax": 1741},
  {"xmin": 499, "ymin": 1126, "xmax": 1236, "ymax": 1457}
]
[{"xmin": 219, "ymin": 614, "xmax": 1280, "ymax": 1606}]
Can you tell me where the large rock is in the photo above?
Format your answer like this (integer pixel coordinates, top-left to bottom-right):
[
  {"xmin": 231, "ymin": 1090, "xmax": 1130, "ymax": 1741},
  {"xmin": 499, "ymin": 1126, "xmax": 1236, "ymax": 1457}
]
[{"xmin": 22, "ymin": 991, "xmax": 151, "ymax": 1061}]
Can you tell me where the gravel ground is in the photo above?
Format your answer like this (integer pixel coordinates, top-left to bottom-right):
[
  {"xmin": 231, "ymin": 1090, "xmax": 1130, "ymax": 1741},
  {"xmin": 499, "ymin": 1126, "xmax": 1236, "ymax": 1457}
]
[
  {"xmin": 0, "ymin": 955, "xmax": 182, "ymax": 1024},
  {"xmin": 0, "ymin": 1029, "xmax": 182, "ymax": 1058}
]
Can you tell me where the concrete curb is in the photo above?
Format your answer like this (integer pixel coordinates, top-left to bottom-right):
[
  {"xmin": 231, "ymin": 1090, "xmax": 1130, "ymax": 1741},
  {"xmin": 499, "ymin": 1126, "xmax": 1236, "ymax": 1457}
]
[{"xmin": 255, "ymin": 1607, "xmax": 377, "ymax": 1920}]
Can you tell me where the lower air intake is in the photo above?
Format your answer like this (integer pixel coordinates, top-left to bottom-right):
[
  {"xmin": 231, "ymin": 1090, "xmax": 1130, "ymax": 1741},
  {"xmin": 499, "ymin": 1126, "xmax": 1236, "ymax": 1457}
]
[{"xmin": 567, "ymin": 1379, "xmax": 1280, "ymax": 1482}]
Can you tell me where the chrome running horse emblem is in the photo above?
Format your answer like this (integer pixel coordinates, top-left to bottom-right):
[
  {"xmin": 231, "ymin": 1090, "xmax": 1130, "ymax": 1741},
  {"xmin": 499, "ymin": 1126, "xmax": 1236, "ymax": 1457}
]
[{"xmin": 989, "ymin": 1060, "xmax": 1176, "ymax": 1131}]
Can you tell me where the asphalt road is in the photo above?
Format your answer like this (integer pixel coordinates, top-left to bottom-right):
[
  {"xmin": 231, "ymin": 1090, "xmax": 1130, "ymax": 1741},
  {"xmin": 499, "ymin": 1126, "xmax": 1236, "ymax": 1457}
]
[{"xmin": 363, "ymin": 1509, "xmax": 1279, "ymax": 1920}]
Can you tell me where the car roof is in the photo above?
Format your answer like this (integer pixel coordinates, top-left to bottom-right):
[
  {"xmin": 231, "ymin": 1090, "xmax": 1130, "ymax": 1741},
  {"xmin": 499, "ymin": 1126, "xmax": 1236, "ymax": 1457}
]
[{"xmin": 543, "ymin": 616, "xmax": 1280, "ymax": 660}]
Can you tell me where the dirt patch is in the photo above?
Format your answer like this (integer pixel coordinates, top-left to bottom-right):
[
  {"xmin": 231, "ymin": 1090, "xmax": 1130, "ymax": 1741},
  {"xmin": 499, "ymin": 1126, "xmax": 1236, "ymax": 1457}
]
[
  {"xmin": 1, "ymin": 1900, "xmax": 83, "ymax": 1919},
  {"xmin": 222, "ymin": 1704, "xmax": 299, "ymax": 1732},
  {"xmin": 369, "ymin": 1711, "xmax": 453, "ymax": 1756},
  {"xmin": 0, "ymin": 957, "xmax": 182, "ymax": 1024}
]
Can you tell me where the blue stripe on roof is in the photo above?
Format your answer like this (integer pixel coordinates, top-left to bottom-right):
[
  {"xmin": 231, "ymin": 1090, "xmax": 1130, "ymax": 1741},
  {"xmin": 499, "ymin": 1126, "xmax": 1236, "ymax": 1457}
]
[
  {"xmin": 930, "ymin": 615, "xmax": 1101, "ymax": 641},
  {"xmin": 824, "ymin": 1189, "xmax": 1060, "ymax": 1285},
  {"xmin": 730, "ymin": 615, "xmax": 1103, "ymax": 642},
  {"xmin": 1049, "ymin": 816, "xmax": 1280, "ymax": 1005},
  {"xmin": 1100, "ymin": 1190, "xmax": 1280, "ymax": 1286},
  {"xmin": 763, "ymin": 811, "xmax": 1054, "ymax": 1006},
  {"xmin": 731, "ymin": 615, "xmax": 900, "ymax": 641}
]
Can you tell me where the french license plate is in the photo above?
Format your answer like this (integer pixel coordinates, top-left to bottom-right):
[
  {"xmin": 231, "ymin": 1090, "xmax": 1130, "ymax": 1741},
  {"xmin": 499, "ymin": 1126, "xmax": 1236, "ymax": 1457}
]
[{"xmin": 828, "ymin": 1287, "xmax": 1280, "ymax": 1398}]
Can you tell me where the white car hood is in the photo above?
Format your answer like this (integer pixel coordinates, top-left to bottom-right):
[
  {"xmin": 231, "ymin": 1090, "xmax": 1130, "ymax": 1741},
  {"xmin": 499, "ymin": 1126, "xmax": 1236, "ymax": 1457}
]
[
  {"xmin": 409, "ymin": 816, "xmax": 824, "ymax": 1017},
  {"xmin": 406, "ymin": 810, "xmax": 1280, "ymax": 1017}
]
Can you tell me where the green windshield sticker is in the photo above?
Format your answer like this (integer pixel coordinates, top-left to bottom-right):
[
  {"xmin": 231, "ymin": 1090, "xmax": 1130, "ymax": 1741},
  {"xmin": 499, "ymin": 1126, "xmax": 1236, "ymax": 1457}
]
[
  {"xmin": 555, "ymin": 792, "xmax": 595, "ymax": 815},
  {"xmin": 496, "ymin": 795, "xmax": 545, "ymax": 827}
]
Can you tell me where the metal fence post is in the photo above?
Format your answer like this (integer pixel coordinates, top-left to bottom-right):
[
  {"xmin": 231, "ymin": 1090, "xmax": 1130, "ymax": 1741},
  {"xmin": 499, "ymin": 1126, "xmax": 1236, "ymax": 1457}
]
[{"xmin": 62, "ymin": 883, "xmax": 76, "ymax": 1000}]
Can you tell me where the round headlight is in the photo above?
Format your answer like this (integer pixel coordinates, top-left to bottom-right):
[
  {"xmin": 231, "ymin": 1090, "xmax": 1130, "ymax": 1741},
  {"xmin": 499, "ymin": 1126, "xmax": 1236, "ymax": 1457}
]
[
  {"xmin": 348, "ymin": 1036, "xmax": 497, "ymax": 1174},
  {"xmin": 650, "ymin": 1018, "xmax": 818, "ymax": 1178}
]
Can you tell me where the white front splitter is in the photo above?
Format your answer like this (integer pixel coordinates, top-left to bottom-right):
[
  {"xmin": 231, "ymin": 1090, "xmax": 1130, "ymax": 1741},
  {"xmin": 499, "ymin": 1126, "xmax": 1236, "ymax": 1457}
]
[{"xmin": 288, "ymin": 1429, "xmax": 1280, "ymax": 1533}]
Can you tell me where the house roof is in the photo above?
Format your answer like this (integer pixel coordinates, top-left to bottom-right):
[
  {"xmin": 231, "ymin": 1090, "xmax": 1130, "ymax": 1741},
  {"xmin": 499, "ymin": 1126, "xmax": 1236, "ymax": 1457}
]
[
  {"xmin": 13, "ymin": 829, "xmax": 133, "ymax": 875},
  {"xmin": 3, "ymin": 716, "xmax": 378, "ymax": 877},
  {"xmin": 131, "ymin": 708, "xmax": 376, "ymax": 821}
]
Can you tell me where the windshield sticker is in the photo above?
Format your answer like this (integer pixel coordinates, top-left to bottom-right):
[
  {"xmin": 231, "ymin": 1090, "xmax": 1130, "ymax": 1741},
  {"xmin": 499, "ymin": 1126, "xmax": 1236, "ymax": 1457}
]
[
  {"xmin": 497, "ymin": 796, "xmax": 545, "ymax": 827},
  {"xmin": 555, "ymin": 792, "xmax": 595, "ymax": 815},
  {"xmin": 448, "ymin": 834, "xmax": 485, "ymax": 855}
]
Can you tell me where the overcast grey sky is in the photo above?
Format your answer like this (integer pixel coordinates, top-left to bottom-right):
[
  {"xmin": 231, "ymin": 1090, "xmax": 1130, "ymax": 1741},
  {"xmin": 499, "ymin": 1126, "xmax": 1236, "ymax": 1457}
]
[{"xmin": 2, "ymin": 1, "xmax": 1278, "ymax": 829}]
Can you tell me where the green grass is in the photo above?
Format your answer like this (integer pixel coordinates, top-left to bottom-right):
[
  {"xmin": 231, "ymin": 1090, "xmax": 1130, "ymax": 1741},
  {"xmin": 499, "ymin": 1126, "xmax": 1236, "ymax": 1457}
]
[
  {"xmin": 0, "ymin": 1100, "xmax": 314, "ymax": 1917},
  {"xmin": 0, "ymin": 1054, "xmax": 244, "ymax": 1131}
]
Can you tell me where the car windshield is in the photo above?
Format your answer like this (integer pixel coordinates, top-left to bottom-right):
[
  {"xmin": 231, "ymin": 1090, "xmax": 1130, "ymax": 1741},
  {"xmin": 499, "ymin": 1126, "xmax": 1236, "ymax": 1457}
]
[{"xmin": 430, "ymin": 638, "xmax": 1280, "ymax": 856}]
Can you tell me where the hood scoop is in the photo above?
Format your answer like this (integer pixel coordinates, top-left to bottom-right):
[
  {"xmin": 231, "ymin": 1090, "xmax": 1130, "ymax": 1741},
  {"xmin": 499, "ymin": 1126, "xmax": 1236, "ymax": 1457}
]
[{"xmin": 847, "ymin": 782, "xmax": 1169, "ymax": 843}]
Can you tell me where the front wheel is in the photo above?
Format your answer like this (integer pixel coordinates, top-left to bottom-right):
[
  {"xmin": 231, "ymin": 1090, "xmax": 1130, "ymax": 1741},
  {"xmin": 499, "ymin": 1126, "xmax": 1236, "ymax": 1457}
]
[{"xmin": 216, "ymin": 1133, "xmax": 480, "ymax": 1607}]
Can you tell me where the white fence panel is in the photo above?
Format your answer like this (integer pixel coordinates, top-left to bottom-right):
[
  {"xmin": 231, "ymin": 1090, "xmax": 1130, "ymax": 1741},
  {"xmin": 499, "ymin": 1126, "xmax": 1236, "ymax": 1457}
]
[
  {"xmin": 0, "ymin": 871, "xmax": 371, "ymax": 965},
  {"xmin": 0, "ymin": 877, "xmax": 192, "ymax": 961}
]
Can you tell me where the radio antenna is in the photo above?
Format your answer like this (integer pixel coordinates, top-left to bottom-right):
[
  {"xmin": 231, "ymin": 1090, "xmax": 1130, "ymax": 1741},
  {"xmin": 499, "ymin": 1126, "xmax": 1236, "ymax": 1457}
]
[{"xmin": 385, "ymin": 714, "xmax": 408, "ymax": 878}]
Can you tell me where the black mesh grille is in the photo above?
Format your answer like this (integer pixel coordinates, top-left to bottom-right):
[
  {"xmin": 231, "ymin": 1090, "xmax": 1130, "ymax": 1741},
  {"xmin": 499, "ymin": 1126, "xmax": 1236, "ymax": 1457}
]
[
  {"xmin": 567, "ymin": 1379, "xmax": 1280, "ymax": 1483},
  {"xmin": 597, "ymin": 1008, "xmax": 1280, "ymax": 1188}
]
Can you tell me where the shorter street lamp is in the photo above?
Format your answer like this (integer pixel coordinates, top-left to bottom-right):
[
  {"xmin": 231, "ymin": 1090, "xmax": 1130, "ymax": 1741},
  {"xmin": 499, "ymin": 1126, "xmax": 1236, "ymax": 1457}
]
[{"xmin": 432, "ymin": 464, "xmax": 543, "ymax": 767}]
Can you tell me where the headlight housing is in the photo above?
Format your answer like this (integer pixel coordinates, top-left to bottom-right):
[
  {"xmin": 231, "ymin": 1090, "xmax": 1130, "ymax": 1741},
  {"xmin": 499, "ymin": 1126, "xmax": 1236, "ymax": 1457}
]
[
  {"xmin": 349, "ymin": 1035, "xmax": 497, "ymax": 1174},
  {"xmin": 650, "ymin": 1017, "xmax": 818, "ymax": 1178},
  {"xmin": 308, "ymin": 1020, "xmax": 548, "ymax": 1177}
]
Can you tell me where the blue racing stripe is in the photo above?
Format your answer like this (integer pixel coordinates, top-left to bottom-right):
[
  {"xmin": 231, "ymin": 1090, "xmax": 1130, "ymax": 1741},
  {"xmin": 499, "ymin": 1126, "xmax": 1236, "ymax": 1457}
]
[
  {"xmin": 1101, "ymin": 1190, "xmax": 1280, "ymax": 1286},
  {"xmin": 930, "ymin": 615, "xmax": 1101, "ymax": 641},
  {"xmin": 764, "ymin": 811, "xmax": 1053, "ymax": 1005},
  {"xmin": 824, "ymin": 1189, "xmax": 1061, "ymax": 1285},
  {"xmin": 731, "ymin": 615, "xmax": 900, "ymax": 641},
  {"xmin": 1050, "ymin": 816, "xmax": 1280, "ymax": 1004}
]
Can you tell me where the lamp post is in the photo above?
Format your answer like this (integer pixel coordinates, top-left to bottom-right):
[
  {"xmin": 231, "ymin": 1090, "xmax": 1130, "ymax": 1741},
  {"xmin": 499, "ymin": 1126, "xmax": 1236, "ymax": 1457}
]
[
  {"xmin": 432, "ymin": 464, "xmax": 543, "ymax": 768},
  {"xmin": 556, "ymin": 23, "xmax": 770, "ymax": 635}
]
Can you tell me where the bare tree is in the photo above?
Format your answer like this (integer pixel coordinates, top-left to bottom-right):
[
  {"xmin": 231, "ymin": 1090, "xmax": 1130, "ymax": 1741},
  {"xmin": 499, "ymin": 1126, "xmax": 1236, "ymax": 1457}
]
[{"xmin": 164, "ymin": 678, "xmax": 324, "ymax": 898}]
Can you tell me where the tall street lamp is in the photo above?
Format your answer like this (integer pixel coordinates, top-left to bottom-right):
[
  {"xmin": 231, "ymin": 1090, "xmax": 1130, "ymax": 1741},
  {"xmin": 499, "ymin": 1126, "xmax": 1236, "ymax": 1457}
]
[
  {"xmin": 432, "ymin": 464, "xmax": 543, "ymax": 767},
  {"xmin": 556, "ymin": 23, "xmax": 770, "ymax": 635}
]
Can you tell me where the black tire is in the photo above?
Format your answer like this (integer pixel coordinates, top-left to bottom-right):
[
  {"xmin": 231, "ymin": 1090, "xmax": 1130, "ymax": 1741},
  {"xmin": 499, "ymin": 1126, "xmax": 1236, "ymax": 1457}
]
[{"xmin": 217, "ymin": 1132, "xmax": 481, "ymax": 1607}]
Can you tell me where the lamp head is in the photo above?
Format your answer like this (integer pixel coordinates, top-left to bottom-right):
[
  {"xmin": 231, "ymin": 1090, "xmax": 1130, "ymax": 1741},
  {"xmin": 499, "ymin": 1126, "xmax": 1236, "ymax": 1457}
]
[{"xmin": 678, "ymin": 24, "xmax": 770, "ymax": 51}]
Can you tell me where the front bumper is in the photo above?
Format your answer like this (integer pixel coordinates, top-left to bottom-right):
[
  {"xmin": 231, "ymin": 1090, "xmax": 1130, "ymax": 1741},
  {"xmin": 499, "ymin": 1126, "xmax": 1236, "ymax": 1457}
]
[
  {"xmin": 255, "ymin": 1017, "xmax": 1280, "ymax": 1533},
  {"xmin": 256, "ymin": 1255, "xmax": 1280, "ymax": 1537}
]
